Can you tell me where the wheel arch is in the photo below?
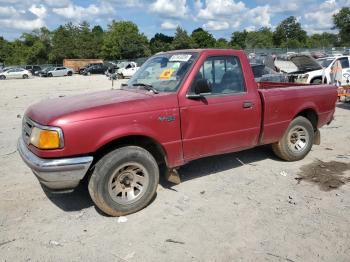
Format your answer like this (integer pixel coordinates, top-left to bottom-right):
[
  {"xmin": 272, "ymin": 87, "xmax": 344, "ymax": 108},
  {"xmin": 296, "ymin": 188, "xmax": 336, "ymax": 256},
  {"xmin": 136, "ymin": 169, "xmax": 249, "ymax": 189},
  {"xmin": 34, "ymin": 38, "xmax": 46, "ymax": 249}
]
[
  {"xmin": 310, "ymin": 76, "xmax": 322, "ymax": 83},
  {"xmin": 295, "ymin": 108, "xmax": 318, "ymax": 130},
  {"xmin": 92, "ymin": 135, "xmax": 168, "ymax": 168}
]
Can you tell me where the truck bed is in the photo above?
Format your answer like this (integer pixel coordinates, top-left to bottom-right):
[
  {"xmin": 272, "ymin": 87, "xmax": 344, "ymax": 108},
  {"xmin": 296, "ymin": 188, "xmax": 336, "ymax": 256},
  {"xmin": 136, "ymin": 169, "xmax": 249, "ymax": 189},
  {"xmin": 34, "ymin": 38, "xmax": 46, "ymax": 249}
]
[{"xmin": 257, "ymin": 82, "xmax": 338, "ymax": 145}]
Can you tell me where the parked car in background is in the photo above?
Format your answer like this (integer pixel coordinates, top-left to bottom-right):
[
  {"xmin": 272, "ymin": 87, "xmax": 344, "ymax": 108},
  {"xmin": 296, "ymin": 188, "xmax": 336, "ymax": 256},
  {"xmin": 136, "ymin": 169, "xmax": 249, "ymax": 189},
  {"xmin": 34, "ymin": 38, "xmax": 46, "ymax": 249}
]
[
  {"xmin": 251, "ymin": 63, "xmax": 288, "ymax": 82},
  {"xmin": 79, "ymin": 63, "xmax": 103, "ymax": 74},
  {"xmin": 0, "ymin": 68, "xmax": 31, "ymax": 80},
  {"xmin": 326, "ymin": 51, "xmax": 342, "ymax": 57},
  {"xmin": 24, "ymin": 65, "xmax": 42, "ymax": 75},
  {"xmin": 38, "ymin": 67, "xmax": 53, "ymax": 77},
  {"xmin": 343, "ymin": 49, "xmax": 350, "ymax": 56},
  {"xmin": 311, "ymin": 51, "xmax": 327, "ymax": 59},
  {"xmin": 116, "ymin": 62, "xmax": 139, "ymax": 78},
  {"xmin": 295, "ymin": 56, "xmax": 350, "ymax": 85},
  {"xmin": 82, "ymin": 64, "xmax": 108, "ymax": 75},
  {"xmin": 286, "ymin": 54, "xmax": 325, "ymax": 83},
  {"xmin": 46, "ymin": 67, "xmax": 73, "ymax": 77}
]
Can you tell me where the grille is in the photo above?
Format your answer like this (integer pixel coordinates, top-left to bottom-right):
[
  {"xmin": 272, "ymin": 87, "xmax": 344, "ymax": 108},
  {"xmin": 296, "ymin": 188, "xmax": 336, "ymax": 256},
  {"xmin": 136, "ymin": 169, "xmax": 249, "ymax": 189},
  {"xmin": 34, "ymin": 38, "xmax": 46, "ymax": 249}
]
[{"xmin": 22, "ymin": 117, "xmax": 34, "ymax": 144}]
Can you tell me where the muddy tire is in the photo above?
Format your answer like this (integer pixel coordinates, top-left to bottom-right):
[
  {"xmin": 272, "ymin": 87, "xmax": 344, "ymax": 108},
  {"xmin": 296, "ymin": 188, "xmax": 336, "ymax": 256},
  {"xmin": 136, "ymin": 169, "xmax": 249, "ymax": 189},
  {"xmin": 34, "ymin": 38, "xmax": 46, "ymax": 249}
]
[
  {"xmin": 88, "ymin": 146, "xmax": 159, "ymax": 216},
  {"xmin": 272, "ymin": 116, "xmax": 314, "ymax": 161}
]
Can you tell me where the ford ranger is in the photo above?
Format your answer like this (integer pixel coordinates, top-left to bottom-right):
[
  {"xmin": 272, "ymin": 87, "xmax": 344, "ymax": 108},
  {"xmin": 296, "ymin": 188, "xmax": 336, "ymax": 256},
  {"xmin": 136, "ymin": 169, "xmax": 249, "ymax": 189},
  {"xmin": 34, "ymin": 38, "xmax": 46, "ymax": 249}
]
[{"xmin": 18, "ymin": 49, "xmax": 338, "ymax": 216}]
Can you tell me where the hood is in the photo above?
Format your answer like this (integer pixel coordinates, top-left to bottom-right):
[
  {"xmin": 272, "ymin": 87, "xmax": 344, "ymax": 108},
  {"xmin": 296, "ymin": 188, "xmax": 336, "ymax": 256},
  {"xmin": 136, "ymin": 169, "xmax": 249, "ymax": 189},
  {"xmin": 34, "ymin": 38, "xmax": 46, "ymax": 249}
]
[
  {"xmin": 288, "ymin": 54, "xmax": 322, "ymax": 72},
  {"xmin": 26, "ymin": 89, "xmax": 155, "ymax": 125}
]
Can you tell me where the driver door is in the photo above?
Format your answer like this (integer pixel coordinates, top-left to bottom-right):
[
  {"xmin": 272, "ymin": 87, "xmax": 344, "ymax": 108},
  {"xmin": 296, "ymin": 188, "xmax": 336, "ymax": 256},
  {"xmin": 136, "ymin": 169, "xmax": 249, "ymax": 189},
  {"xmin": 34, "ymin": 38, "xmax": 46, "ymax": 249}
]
[{"xmin": 179, "ymin": 55, "xmax": 261, "ymax": 160}]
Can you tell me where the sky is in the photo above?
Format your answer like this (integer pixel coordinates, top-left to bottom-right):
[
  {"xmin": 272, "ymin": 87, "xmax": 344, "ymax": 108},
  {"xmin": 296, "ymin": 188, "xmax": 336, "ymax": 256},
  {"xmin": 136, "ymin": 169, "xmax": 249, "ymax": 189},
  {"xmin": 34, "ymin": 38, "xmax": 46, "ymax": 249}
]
[{"xmin": 0, "ymin": 0, "xmax": 349, "ymax": 40}]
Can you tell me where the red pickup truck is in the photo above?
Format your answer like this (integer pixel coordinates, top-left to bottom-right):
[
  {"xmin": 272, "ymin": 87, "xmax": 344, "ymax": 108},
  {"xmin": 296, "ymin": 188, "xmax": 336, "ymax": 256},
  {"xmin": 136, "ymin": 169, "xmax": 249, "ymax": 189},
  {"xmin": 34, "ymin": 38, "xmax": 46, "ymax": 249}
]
[{"xmin": 18, "ymin": 49, "xmax": 337, "ymax": 216}]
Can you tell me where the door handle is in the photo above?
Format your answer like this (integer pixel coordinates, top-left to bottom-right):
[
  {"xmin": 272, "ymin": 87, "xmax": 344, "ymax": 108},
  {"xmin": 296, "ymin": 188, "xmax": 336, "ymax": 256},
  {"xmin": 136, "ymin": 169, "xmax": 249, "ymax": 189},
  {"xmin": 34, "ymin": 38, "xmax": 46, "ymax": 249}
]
[{"xmin": 243, "ymin": 101, "xmax": 253, "ymax": 108}]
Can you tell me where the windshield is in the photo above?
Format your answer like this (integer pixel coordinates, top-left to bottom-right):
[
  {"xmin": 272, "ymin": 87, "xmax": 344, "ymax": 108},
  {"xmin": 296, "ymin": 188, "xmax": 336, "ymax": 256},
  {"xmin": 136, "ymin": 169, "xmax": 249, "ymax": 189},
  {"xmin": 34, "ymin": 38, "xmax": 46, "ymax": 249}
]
[
  {"xmin": 127, "ymin": 52, "xmax": 199, "ymax": 93},
  {"xmin": 117, "ymin": 62, "xmax": 128, "ymax": 68},
  {"xmin": 317, "ymin": 59, "xmax": 333, "ymax": 68}
]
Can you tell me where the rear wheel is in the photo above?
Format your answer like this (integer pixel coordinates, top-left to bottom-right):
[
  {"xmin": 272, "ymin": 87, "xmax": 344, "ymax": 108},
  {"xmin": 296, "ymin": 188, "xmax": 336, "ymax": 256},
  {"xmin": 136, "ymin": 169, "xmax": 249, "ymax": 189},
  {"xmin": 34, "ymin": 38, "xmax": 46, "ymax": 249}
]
[
  {"xmin": 23, "ymin": 74, "xmax": 28, "ymax": 79},
  {"xmin": 272, "ymin": 116, "xmax": 314, "ymax": 161},
  {"xmin": 88, "ymin": 146, "xmax": 159, "ymax": 216},
  {"xmin": 48, "ymin": 73, "xmax": 53, "ymax": 77},
  {"xmin": 67, "ymin": 71, "xmax": 72, "ymax": 76}
]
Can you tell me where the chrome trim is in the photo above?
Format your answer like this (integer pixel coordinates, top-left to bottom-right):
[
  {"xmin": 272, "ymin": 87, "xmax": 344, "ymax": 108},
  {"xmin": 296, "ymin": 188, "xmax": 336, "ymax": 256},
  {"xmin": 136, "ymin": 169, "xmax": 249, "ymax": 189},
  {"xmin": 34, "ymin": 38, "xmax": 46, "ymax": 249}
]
[
  {"xmin": 23, "ymin": 116, "xmax": 65, "ymax": 148},
  {"xmin": 18, "ymin": 138, "xmax": 93, "ymax": 190}
]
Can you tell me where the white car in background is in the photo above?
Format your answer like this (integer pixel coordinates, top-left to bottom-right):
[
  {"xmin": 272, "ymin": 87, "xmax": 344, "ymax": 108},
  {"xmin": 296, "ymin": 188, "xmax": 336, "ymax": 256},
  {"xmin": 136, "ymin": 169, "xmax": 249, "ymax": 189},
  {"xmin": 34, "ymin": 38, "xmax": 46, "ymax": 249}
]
[
  {"xmin": 0, "ymin": 68, "xmax": 31, "ymax": 80},
  {"xmin": 116, "ymin": 62, "xmax": 139, "ymax": 78},
  {"xmin": 296, "ymin": 56, "xmax": 350, "ymax": 85},
  {"xmin": 47, "ymin": 66, "xmax": 73, "ymax": 77}
]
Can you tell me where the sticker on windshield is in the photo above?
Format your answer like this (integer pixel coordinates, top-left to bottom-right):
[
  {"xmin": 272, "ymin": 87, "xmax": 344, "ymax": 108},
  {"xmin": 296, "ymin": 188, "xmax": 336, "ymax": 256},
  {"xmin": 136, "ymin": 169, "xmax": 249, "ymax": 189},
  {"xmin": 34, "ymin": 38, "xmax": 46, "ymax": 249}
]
[
  {"xmin": 169, "ymin": 54, "xmax": 192, "ymax": 62},
  {"xmin": 159, "ymin": 68, "xmax": 174, "ymax": 80},
  {"xmin": 172, "ymin": 62, "xmax": 180, "ymax": 69}
]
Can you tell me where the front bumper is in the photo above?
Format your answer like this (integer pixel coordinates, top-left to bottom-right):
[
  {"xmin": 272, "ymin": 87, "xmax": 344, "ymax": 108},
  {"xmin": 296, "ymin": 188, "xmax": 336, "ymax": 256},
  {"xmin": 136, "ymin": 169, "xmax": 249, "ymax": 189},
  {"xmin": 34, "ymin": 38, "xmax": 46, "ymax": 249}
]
[{"xmin": 17, "ymin": 138, "xmax": 93, "ymax": 191}]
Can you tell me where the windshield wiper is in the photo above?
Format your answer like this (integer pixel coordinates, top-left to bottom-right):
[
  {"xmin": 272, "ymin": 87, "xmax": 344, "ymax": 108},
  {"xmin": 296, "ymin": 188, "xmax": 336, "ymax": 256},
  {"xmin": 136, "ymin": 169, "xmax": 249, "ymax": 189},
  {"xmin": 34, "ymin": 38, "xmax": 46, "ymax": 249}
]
[{"xmin": 132, "ymin": 83, "xmax": 159, "ymax": 94}]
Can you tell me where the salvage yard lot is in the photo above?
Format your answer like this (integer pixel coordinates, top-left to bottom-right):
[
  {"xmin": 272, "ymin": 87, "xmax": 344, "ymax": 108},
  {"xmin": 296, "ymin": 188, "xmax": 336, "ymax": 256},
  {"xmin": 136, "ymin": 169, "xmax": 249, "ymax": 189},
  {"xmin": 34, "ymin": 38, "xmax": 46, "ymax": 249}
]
[{"xmin": 1, "ymin": 75, "xmax": 350, "ymax": 261}]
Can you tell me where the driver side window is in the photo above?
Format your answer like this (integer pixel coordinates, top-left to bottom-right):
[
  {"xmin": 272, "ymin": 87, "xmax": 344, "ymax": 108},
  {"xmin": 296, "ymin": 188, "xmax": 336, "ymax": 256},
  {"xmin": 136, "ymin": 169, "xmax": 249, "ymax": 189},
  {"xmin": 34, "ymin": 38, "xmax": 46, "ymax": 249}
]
[{"xmin": 190, "ymin": 56, "xmax": 245, "ymax": 95}]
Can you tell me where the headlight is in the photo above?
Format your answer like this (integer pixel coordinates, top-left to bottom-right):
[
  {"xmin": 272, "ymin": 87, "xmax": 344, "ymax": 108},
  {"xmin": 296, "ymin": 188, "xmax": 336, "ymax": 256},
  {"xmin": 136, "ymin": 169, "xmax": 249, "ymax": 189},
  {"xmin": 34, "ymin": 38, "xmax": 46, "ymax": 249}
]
[{"xmin": 30, "ymin": 127, "xmax": 62, "ymax": 149}]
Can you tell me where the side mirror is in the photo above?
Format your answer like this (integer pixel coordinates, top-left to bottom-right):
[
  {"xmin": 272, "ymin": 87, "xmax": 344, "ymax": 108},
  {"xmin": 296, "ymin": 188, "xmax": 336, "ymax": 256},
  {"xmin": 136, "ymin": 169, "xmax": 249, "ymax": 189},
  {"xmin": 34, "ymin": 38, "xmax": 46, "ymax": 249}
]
[
  {"xmin": 194, "ymin": 79, "xmax": 211, "ymax": 94},
  {"xmin": 187, "ymin": 79, "xmax": 212, "ymax": 99}
]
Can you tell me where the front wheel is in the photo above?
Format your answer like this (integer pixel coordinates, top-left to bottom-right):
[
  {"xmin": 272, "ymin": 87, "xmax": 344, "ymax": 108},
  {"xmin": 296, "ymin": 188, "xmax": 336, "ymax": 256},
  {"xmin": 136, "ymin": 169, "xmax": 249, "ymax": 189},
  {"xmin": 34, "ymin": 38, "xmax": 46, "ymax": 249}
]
[
  {"xmin": 311, "ymin": 78, "xmax": 322, "ymax": 84},
  {"xmin": 272, "ymin": 116, "xmax": 314, "ymax": 161},
  {"xmin": 88, "ymin": 146, "xmax": 159, "ymax": 216},
  {"xmin": 0, "ymin": 75, "xmax": 5, "ymax": 80},
  {"xmin": 23, "ymin": 74, "xmax": 28, "ymax": 79}
]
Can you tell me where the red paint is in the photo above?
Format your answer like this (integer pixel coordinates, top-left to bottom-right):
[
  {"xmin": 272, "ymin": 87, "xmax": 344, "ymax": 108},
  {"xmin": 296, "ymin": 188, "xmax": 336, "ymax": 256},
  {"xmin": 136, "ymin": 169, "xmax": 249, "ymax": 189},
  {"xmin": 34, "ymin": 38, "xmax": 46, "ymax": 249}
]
[{"xmin": 25, "ymin": 49, "xmax": 338, "ymax": 168}]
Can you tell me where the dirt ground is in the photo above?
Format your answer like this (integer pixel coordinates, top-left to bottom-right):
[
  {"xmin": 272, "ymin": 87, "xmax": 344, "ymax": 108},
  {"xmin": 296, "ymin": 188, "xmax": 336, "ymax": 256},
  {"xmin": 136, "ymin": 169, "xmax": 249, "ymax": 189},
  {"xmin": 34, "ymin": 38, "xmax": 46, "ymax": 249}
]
[{"xmin": 0, "ymin": 75, "xmax": 350, "ymax": 262}]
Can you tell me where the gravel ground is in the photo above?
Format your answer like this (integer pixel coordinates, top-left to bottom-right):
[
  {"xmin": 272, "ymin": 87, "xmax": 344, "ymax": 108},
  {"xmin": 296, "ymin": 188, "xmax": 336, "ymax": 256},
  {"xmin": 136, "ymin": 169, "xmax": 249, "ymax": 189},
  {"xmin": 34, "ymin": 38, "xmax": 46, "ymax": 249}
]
[{"xmin": 0, "ymin": 75, "xmax": 349, "ymax": 262}]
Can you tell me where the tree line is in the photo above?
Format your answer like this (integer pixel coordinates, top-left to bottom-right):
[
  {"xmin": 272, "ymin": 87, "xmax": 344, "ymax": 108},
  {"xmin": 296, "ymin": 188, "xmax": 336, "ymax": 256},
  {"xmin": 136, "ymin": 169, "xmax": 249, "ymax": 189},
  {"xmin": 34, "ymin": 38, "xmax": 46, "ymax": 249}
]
[{"xmin": 0, "ymin": 7, "xmax": 349, "ymax": 66}]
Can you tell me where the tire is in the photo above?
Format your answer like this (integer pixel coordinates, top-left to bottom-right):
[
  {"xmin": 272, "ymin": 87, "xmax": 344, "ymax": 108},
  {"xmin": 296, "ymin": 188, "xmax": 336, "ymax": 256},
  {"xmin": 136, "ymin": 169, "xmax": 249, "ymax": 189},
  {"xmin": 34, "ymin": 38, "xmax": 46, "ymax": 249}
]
[
  {"xmin": 311, "ymin": 78, "xmax": 322, "ymax": 84},
  {"xmin": 67, "ymin": 71, "xmax": 72, "ymax": 76},
  {"xmin": 23, "ymin": 74, "xmax": 28, "ymax": 79},
  {"xmin": 0, "ymin": 75, "xmax": 5, "ymax": 80},
  {"xmin": 272, "ymin": 116, "xmax": 314, "ymax": 161},
  {"xmin": 48, "ymin": 73, "xmax": 53, "ymax": 77},
  {"xmin": 88, "ymin": 146, "xmax": 159, "ymax": 216},
  {"xmin": 118, "ymin": 73, "xmax": 124, "ymax": 79}
]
